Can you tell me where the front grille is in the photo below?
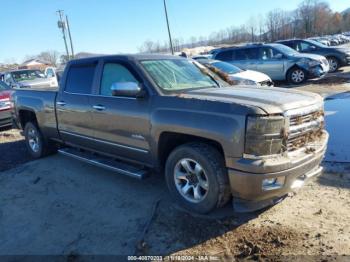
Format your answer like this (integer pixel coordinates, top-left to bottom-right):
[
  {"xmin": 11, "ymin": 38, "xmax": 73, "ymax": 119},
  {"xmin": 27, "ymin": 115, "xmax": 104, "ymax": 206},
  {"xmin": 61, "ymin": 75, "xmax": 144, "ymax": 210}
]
[{"xmin": 286, "ymin": 108, "xmax": 324, "ymax": 152}]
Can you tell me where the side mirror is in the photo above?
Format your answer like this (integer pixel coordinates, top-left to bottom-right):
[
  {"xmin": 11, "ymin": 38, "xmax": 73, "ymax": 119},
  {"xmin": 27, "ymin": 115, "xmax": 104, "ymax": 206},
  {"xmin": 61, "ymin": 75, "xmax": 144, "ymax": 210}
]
[{"xmin": 110, "ymin": 82, "xmax": 145, "ymax": 98}]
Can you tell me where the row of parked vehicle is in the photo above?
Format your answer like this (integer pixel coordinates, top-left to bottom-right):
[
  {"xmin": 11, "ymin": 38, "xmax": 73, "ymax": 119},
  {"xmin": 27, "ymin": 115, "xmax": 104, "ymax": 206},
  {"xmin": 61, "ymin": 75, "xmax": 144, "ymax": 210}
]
[
  {"xmin": 0, "ymin": 81, "xmax": 12, "ymax": 129},
  {"xmin": 193, "ymin": 37, "xmax": 350, "ymax": 85},
  {"xmin": 310, "ymin": 32, "xmax": 350, "ymax": 46}
]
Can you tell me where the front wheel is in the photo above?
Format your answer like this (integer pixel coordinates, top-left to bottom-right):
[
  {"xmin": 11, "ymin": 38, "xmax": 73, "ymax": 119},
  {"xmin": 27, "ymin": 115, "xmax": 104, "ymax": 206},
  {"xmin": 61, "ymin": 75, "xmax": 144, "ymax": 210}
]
[
  {"xmin": 287, "ymin": 67, "xmax": 306, "ymax": 84},
  {"xmin": 165, "ymin": 143, "xmax": 231, "ymax": 214},
  {"xmin": 327, "ymin": 57, "xmax": 339, "ymax": 72},
  {"xmin": 24, "ymin": 122, "xmax": 56, "ymax": 158}
]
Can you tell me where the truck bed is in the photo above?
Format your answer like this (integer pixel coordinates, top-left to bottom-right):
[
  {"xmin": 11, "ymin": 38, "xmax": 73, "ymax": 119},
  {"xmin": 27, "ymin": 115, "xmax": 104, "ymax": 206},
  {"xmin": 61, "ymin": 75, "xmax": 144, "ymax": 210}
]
[{"xmin": 12, "ymin": 89, "xmax": 60, "ymax": 140}]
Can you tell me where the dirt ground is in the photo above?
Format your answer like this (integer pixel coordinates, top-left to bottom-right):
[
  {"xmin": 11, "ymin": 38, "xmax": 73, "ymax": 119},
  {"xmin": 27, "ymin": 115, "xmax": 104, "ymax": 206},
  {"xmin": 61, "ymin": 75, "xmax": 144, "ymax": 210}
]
[
  {"xmin": 1, "ymin": 124, "xmax": 350, "ymax": 260},
  {"xmin": 0, "ymin": 136, "xmax": 349, "ymax": 260},
  {"xmin": 1, "ymin": 52, "xmax": 350, "ymax": 260}
]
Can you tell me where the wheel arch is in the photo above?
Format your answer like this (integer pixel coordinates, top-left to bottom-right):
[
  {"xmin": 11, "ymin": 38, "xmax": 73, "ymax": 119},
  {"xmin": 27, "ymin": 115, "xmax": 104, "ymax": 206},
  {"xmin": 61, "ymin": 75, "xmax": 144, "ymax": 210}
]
[
  {"xmin": 18, "ymin": 109, "xmax": 38, "ymax": 129},
  {"xmin": 157, "ymin": 132, "xmax": 225, "ymax": 172}
]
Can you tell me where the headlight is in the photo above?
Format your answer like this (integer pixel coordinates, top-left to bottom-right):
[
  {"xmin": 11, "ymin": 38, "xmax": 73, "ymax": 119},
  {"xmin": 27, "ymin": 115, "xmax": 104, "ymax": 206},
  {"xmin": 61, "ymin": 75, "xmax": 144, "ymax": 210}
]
[
  {"xmin": 239, "ymin": 79, "xmax": 257, "ymax": 86},
  {"xmin": 308, "ymin": 60, "xmax": 320, "ymax": 67},
  {"xmin": 245, "ymin": 115, "xmax": 286, "ymax": 157},
  {"xmin": 0, "ymin": 100, "xmax": 11, "ymax": 110},
  {"xmin": 299, "ymin": 58, "xmax": 319, "ymax": 67}
]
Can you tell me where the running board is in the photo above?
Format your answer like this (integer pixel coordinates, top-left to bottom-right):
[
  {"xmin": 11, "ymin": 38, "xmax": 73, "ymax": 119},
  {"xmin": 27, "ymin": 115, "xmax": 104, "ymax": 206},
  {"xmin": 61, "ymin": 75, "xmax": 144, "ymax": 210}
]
[{"xmin": 58, "ymin": 148, "xmax": 149, "ymax": 179}]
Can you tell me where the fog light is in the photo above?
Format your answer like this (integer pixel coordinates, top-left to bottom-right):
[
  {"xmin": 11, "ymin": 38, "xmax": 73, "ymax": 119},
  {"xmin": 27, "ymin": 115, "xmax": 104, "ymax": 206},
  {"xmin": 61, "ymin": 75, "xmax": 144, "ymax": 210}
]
[{"xmin": 262, "ymin": 177, "xmax": 285, "ymax": 191}]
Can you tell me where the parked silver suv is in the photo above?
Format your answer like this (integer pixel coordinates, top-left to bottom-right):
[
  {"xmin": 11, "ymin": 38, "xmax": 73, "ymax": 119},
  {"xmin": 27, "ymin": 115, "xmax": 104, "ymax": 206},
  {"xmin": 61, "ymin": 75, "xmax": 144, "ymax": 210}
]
[{"xmin": 211, "ymin": 43, "xmax": 329, "ymax": 84}]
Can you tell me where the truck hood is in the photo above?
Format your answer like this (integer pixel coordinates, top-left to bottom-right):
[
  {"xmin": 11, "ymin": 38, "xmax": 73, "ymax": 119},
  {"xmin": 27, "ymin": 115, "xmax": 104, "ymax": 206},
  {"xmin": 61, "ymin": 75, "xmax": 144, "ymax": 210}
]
[
  {"xmin": 230, "ymin": 70, "xmax": 271, "ymax": 83},
  {"xmin": 183, "ymin": 86, "xmax": 323, "ymax": 114}
]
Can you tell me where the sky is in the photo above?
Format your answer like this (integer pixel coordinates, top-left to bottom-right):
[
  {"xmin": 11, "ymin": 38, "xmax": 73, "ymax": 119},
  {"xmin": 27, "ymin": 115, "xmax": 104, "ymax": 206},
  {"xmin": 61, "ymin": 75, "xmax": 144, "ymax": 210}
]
[{"xmin": 0, "ymin": 0, "xmax": 349, "ymax": 63}]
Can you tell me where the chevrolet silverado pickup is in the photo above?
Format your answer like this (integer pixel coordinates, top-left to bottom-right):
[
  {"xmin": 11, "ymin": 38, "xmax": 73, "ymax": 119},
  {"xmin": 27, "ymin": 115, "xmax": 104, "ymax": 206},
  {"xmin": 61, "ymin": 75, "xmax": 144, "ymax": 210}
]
[{"xmin": 12, "ymin": 55, "xmax": 328, "ymax": 213}]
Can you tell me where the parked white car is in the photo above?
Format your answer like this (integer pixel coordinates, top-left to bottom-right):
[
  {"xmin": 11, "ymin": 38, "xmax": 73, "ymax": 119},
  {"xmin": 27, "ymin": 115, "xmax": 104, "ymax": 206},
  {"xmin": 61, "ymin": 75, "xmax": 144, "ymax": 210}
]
[{"xmin": 195, "ymin": 58, "xmax": 274, "ymax": 87}]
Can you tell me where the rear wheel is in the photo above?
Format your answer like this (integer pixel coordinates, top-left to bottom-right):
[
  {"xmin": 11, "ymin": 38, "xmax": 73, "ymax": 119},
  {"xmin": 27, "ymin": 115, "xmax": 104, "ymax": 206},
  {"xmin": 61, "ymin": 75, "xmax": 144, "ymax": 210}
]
[
  {"xmin": 327, "ymin": 56, "xmax": 339, "ymax": 72},
  {"xmin": 24, "ymin": 122, "xmax": 56, "ymax": 158},
  {"xmin": 287, "ymin": 67, "xmax": 306, "ymax": 84},
  {"xmin": 165, "ymin": 143, "xmax": 230, "ymax": 214}
]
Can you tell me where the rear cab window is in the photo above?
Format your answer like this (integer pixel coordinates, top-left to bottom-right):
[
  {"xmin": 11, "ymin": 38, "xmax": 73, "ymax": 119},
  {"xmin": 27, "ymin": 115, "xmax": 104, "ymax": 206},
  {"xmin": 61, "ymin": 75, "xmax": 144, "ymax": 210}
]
[{"xmin": 65, "ymin": 64, "xmax": 96, "ymax": 94}]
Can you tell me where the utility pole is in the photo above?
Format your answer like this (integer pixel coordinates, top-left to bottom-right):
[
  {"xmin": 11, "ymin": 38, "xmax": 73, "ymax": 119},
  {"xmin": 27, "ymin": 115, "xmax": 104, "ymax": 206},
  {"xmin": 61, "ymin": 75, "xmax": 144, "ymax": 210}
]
[
  {"xmin": 56, "ymin": 10, "xmax": 70, "ymax": 60},
  {"xmin": 66, "ymin": 15, "xmax": 75, "ymax": 58},
  {"xmin": 163, "ymin": 0, "xmax": 174, "ymax": 55}
]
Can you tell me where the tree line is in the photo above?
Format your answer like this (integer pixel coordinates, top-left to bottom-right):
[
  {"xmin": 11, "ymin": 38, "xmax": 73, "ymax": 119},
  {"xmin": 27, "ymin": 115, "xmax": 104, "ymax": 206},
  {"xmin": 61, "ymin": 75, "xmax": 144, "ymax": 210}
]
[{"xmin": 138, "ymin": 0, "xmax": 350, "ymax": 53}]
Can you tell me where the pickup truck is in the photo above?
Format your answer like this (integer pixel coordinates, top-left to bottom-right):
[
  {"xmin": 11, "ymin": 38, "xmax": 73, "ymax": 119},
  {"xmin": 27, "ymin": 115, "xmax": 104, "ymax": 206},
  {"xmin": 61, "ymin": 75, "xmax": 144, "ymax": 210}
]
[
  {"xmin": 3, "ymin": 68, "xmax": 58, "ymax": 89},
  {"xmin": 12, "ymin": 54, "xmax": 328, "ymax": 213}
]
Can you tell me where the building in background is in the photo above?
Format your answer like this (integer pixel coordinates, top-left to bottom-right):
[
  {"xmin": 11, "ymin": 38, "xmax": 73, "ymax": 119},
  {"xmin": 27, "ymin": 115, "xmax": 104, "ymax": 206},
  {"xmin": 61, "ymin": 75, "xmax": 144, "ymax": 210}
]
[{"xmin": 18, "ymin": 59, "xmax": 52, "ymax": 70}]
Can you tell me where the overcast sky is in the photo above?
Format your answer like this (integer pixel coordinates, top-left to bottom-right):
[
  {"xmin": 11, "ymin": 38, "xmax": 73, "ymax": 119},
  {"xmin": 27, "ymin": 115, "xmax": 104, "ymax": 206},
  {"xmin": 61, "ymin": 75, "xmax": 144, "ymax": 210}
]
[{"xmin": 0, "ymin": 0, "xmax": 348, "ymax": 63}]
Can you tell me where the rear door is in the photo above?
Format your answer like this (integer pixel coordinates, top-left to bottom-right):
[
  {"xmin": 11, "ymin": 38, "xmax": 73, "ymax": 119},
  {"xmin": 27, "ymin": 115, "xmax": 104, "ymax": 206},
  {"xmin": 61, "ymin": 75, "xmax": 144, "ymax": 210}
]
[
  {"xmin": 236, "ymin": 48, "xmax": 259, "ymax": 70},
  {"xmin": 56, "ymin": 62, "xmax": 97, "ymax": 149},
  {"xmin": 88, "ymin": 60, "xmax": 152, "ymax": 164},
  {"xmin": 256, "ymin": 47, "xmax": 285, "ymax": 80}
]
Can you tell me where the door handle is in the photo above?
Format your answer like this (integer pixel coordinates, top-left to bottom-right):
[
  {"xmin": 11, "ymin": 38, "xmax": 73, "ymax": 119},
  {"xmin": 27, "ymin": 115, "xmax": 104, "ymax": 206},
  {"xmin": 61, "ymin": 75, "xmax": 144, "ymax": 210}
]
[
  {"xmin": 92, "ymin": 105, "xmax": 106, "ymax": 111},
  {"xmin": 56, "ymin": 101, "xmax": 66, "ymax": 106}
]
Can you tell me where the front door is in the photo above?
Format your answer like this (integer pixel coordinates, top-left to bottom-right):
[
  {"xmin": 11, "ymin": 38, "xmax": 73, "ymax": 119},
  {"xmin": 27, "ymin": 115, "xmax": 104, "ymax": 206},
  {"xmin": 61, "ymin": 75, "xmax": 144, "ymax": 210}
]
[
  {"xmin": 256, "ymin": 47, "xmax": 285, "ymax": 80},
  {"xmin": 88, "ymin": 61, "xmax": 152, "ymax": 164}
]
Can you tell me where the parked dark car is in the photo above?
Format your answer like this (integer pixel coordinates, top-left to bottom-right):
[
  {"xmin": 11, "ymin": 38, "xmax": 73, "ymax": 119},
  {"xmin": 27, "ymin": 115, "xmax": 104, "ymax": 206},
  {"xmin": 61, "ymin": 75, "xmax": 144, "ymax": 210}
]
[
  {"xmin": 0, "ymin": 81, "xmax": 13, "ymax": 128},
  {"xmin": 12, "ymin": 54, "xmax": 328, "ymax": 213},
  {"xmin": 277, "ymin": 39, "xmax": 350, "ymax": 72},
  {"xmin": 211, "ymin": 43, "xmax": 329, "ymax": 84}
]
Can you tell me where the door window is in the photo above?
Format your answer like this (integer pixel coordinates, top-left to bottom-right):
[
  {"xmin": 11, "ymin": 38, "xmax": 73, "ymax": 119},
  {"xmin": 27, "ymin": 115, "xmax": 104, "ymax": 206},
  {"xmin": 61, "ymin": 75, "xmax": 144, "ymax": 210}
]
[
  {"xmin": 100, "ymin": 63, "xmax": 139, "ymax": 96},
  {"xmin": 65, "ymin": 64, "xmax": 96, "ymax": 94},
  {"xmin": 245, "ymin": 48, "xmax": 259, "ymax": 59},
  {"xmin": 297, "ymin": 42, "xmax": 316, "ymax": 52},
  {"xmin": 234, "ymin": 49, "xmax": 247, "ymax": 60},
  {"xmin": 259, "ymin": 47, "xmax": 283, "ymax": 60},
  {"xmin": 215, "ymin": 50, "xmax": 233, "ymax": 61}
]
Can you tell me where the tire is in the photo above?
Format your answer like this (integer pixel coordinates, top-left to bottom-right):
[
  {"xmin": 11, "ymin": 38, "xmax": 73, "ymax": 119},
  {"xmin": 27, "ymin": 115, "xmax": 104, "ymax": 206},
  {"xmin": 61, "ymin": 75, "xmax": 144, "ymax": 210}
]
[
  {"xmin": 287, "ymin": 67, "xmax": 306, "ymax": 84},
  {"xmin": 24, "ymin": 122, "xmax": 56, "ymax": 158},
  {"xmin": 327, "ymin": 56, "xmax": 339, "ymax": 72},
  {"xmin": 165, "ymin": 142, "xmax": 231, "ymax": 214}
]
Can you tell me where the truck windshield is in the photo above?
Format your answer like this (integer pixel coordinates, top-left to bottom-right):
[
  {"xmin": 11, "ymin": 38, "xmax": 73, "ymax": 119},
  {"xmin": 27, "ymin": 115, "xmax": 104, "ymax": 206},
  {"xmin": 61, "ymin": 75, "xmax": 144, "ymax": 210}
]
[
  {"xmin": 11, "ymin": 70, "xmax": 45, "ymax": 82},
  {"xmin": 141, "ymin": 59, "xmax": 219, "ymax": 91}
]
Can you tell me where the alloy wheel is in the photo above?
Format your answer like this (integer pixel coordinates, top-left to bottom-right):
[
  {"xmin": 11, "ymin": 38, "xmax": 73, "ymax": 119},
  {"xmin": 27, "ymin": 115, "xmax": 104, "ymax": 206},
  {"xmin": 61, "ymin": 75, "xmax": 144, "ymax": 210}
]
[
  {"xmin": 174, "ymin": 158, "xmax": 209, "ymax": 203},
  {"xmin": 27, "ymin": 127, "xmax": 40, "ymax": 153},
  {"xmin": 328, "ymin": 58, "xmax": 338, "ymax": 72}
]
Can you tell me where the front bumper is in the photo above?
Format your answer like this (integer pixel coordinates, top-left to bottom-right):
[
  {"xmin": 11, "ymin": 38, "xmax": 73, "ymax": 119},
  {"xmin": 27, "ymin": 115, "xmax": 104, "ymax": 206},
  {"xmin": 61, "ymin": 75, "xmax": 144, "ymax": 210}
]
[
  {"xmin": 0, "ymin": 109, "xmax": 12, "ymax": 128},
  {"xmin": 344, "ymin": 56, "xmax": 350, "ymax": 65},
  {"xmin": 227, "ymin": 132, "xmax": 328, "ymax": 212},
  {"xmin": 308, "ymin": 64, "xmax": 329, "ymax": 79}
]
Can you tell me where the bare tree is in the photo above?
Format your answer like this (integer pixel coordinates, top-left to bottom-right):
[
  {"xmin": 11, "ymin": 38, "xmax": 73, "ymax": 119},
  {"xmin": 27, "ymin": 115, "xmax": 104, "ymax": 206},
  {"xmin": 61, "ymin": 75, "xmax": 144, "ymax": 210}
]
[{"xmin": 37, "ymin": 50, "xmax": 60, "ymax": 67}]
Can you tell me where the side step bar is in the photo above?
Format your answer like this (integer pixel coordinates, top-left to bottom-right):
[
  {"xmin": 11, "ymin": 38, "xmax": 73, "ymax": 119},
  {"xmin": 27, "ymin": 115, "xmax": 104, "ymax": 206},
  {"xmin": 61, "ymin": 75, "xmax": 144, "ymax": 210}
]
[{"xmin": 58, "ymin": 148, "xmax": 149, "ymax": 179}]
